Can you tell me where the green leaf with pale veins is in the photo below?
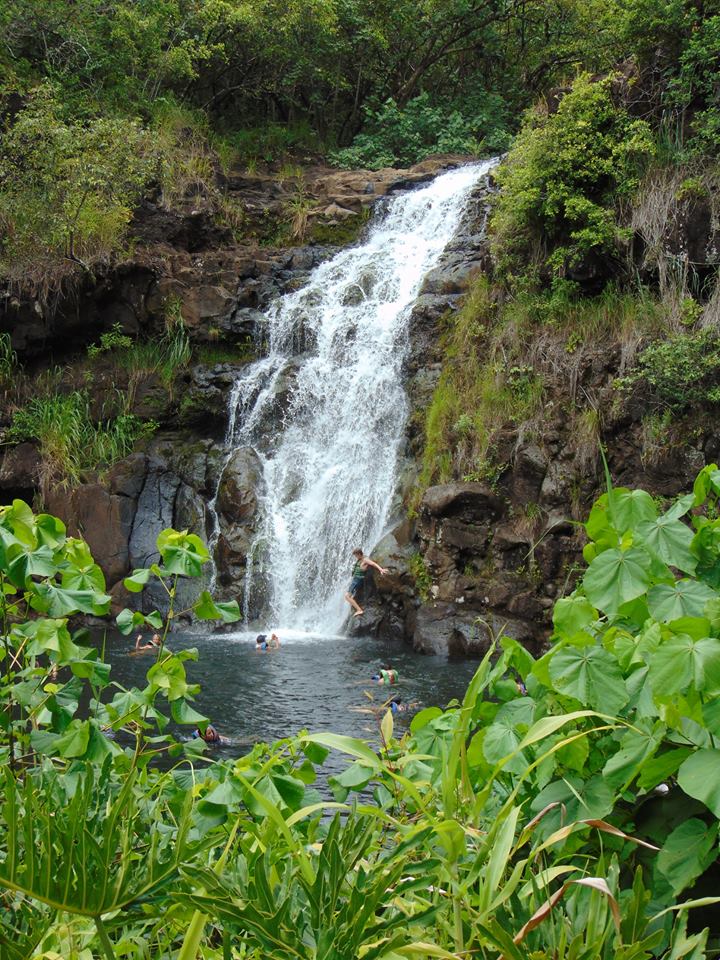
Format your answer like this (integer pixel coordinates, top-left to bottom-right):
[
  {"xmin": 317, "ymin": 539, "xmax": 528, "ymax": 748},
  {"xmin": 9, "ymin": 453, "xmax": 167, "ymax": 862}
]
[
  {"xmin": 549, "ymin": 645, "xmax": 629, "ymax": 713},
  {"xmin": 648, "ymin": 580, "xmax": 718, "ymax": 622},
  {"xmin": 612, "ymin": 488, "xmax": 658, "ymax": 532},
  {"xmin": 583, "ymin": 547, "xmax": 652, "ymax": 616},
  {"xmin": 637, "ymin": 513, "xmax": 696, "ymax": 573},
  {"xmin": 649, "ymin": 634, "xmax": 720, "ymax": 696},
  {"xmin": 553, "ymin": 595, "xmax": 598, "ymax": 639}
]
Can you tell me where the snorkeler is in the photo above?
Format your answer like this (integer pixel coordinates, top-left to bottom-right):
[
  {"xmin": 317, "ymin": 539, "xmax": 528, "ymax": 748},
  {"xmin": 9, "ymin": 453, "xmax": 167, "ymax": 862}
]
[
  {"xmin": 344, "ymin": 548, "xmax": 388, "ymax": 618},
  {"xmin": 372, "ymin": 666, "xmax": 399, "ymax": 685}
]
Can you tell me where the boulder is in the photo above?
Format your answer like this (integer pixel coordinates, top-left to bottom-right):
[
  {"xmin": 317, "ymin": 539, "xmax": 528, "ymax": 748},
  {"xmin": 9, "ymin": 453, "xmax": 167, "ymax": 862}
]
[
  {"xmin": 422, "ymin": 482, "xmax": 506, "ymax": 521},
  {"xmin": 181, "ymin": 285, "xmax": 235, "ymax": 330},
  {"xmin": 216, "ymin": 447, "xmax": 264, "ymax": 522},
  {"xmin": 412, "ymin": 601, "xmax": 537, "ymax": 657},
  {"xmin": 411, "ymin": 602, "xmax": 490, "ymax": 657},
  {"xmin": 509, "ymin": 443, "xmax": 548, "ymax": 504},
  {"xmin": 0, "ymin": 442, "xmax": 41, "ymax": 498},
  {"xmin": 47, "ymin": 483, "xmax": 136, "ymax": 586},
  {"xmin": 129, "ymin": 462, "xmax": 180, "ymax": 570},
  {"xmin": 107, "ymin": 453, "xmax": 148, "ymax": 500}
]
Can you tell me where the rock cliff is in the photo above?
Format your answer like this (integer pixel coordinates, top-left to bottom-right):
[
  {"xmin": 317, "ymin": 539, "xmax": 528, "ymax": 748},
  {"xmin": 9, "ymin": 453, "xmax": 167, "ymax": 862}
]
[{"xmin": 2, "ymin": 155, "xmax": 716, "ymax": 650}]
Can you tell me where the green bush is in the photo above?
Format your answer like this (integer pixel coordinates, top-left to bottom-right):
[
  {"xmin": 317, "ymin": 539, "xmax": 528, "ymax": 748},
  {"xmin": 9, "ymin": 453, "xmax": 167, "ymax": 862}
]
[
  {"xmin": 621, "ymin": 329, "xmax": 720, "ymax": 412},
  {"xmin": 491, "ymin": 74, "xmax": 655, "ymax": 281},
  {"xmin": 0, "ymin": 84, "xmax": 153, "ymax": 294},
  {"xmin": 668, "ymin": 15, "xmax": 720, "ymax": 154},
  {"xmin": 329, "ymin": 92, "xmax": 509, "ymax": 170}
]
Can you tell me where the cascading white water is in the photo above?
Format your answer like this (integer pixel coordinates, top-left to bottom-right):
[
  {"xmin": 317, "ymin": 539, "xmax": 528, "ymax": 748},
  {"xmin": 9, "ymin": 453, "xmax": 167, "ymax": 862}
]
[{"xmin": 215, "ymin": 160, "xmax": 494, "ymax": 633}]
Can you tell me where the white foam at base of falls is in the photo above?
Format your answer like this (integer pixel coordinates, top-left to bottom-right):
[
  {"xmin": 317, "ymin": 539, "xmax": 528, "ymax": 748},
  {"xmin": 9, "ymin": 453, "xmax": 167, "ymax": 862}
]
[{"xmin": 216, "ymin": 160, "xmax": 495, "ymax": 633}]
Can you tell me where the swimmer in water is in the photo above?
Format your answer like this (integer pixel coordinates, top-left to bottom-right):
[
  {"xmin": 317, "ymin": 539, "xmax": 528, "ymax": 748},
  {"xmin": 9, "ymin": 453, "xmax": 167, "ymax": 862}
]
[
  {"xmin": 255, "ymin": 632, "xmax": 280, "ymax": 651},
  {"xmin": 134, "ymin": 633, "xmax": 162, "ymax": 653},
  {"xmin": 372, "ymin": 666, "xmax": 399, "ymax": 685},
  {"xmin": 191, "ymin": 723, "xmax": 229, "ymax": 745},
  {"xmin": 344, "ymin": 548, "xmax": 389, "ymax": 618}
]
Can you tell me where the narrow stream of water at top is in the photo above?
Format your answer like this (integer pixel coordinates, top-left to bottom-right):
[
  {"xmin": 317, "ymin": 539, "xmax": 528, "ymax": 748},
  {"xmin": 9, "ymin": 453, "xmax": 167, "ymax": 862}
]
[{"xmin": 209, "ymin": 161, "xmax": 495, "ymax": 634}]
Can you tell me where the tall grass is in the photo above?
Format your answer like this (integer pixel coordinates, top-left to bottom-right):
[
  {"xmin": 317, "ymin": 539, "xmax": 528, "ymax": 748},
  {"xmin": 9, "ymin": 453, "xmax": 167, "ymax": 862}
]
[
  {"xmin": 90, "ymin": 303, "xmax": 192, "ymax": 391},
  {"xmin": 150, "ymin": 99, "xmax": 217, "ymax": 207},
  {"xmin": 0, "ymin": 333, "xmax": 17, "ymax": 390},
  {"xmin": 7, "ymin": 391, "xmax": 156, "ymax": 497},
  {"xmin": 417, "ymin": 278, "xmax": 544, "ymax": 495}
]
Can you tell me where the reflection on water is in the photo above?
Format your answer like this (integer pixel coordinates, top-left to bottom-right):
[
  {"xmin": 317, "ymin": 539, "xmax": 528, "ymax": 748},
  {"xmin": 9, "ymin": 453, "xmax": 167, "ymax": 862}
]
[{"xmin": 106, "ymin": 630, "xmax": 480, "ymax": 769}]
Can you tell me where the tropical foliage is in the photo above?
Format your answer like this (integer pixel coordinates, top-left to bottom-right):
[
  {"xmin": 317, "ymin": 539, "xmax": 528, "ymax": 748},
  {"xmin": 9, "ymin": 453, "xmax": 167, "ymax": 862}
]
[
  {"xmin": 2, "ymin": 469, "xmax": 720, "ymax": 956},
  {"xmin": 2, "ymin": 0, "xmax": 719, "ymax": 288}
]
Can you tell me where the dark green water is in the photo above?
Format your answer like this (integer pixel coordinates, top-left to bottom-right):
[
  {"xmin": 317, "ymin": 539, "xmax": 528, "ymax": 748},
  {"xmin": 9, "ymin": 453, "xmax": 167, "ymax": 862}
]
[{"xmin": 106, "ymin": 629, "xmax": 480, "ymax": 763}]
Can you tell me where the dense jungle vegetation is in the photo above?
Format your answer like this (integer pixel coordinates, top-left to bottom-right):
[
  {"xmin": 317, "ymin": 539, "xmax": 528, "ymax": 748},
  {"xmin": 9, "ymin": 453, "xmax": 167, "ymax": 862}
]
[
  {"xmin": 0, "ymin": 0, "xmax": 717, "ymax": 293},
  {"xmin": 4, "ymin": 465, "xmax": 720, "ymax": 955}
]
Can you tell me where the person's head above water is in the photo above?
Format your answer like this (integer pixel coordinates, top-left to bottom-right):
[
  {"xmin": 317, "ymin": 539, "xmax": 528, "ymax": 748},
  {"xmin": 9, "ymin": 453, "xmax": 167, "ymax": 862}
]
[
  {"xmin": 151, "ymin": 633, "xmax": 161, "ymax": 646},
  {"xmin": 255, "ymin": 634, "xmax": 267, "ymax": 644},
  {"xmin": 352, "ymin": 547, "xmax": 363, "ymax": 559}
]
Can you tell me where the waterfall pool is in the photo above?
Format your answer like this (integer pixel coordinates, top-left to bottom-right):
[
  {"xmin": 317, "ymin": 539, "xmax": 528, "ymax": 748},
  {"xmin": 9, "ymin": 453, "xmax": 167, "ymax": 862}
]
[{"xmin": 105, "ymin": 631, "xmax": 480, "ymax": 770}]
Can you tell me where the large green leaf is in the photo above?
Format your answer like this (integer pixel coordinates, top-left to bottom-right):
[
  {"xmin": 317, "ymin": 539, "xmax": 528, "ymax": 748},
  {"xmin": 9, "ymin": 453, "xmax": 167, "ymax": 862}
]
[
  {"xmin": 529, "ymin": 775, "xmax": 615, "ymax": 839},
  {"xmin": 649, "ymin": 634, "xmax": 720, "ymax": 697},
  {"xmin": 552, "ymin": 595, "xmax": 598, "ymax": 639},
  {"xmin": 678, "ymin": 749, "xmax": 720, "ymax": 817},
  {"xmin": 602, "ymin": 721, "xmax": 664, "ymax": 788},
  {"xmin": 656, "ymin": 819, "xmax": 718, "ymax": 895},
  {"xmin": 483, "ymin": 698, "xmax": 535, "ymax": 771},
  {"xmin": 61, "ymin": 563, "xmax": 106, "ymax": 592},
  {"xmin": 611, "ymin": 488, "xmax": 658, "ymax": 532},
  {"xmin": 548, "ymin": 645, "xmax": 628, "ymax": 713},
  {"xmin": 30, "ymin": 582, "xmax": 111, "ymax": 617},
  {"xmin": 583, "ymin": 547, "xmax": 652, "ymax": 615},
  {"xmin": 157, "ymin": 529, "xmax": 209, "ymax": 577},
  {"xmin": 637, "ymin": 514, "xmax": 696, "ymax": 574},
  {"xmin": 193, "ymin": 590, "xmax": 241, "ymax": 623},
  {"xmin": 647, "ymin": 580, "xmax": 718, "ymax": 622}
]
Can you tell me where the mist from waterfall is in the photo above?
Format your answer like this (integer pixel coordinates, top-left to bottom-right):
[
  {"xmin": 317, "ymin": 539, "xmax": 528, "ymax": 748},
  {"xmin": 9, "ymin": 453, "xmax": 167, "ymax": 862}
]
[{"xmin": 217, "ymin": 161, "xmax": 494, "ymax": 633}]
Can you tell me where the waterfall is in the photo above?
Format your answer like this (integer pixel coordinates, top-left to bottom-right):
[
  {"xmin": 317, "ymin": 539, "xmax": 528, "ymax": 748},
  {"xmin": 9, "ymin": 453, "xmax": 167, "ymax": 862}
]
[{"xmin": 214, "ymin": 160, "xmax": 494, "ymax": 633}]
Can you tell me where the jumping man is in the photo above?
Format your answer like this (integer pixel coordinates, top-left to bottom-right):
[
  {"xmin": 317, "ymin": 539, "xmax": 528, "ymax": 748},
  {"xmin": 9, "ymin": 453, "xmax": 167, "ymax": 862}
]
[{"xmin": 344, "ymin": 547, "xmax": 388, "ymax": 618}]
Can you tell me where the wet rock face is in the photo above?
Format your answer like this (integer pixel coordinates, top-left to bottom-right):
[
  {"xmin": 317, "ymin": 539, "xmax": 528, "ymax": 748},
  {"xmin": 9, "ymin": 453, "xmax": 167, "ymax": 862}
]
[{"xmin": 37, "ymin": 435, "xmax": 256, "ymax": 617}]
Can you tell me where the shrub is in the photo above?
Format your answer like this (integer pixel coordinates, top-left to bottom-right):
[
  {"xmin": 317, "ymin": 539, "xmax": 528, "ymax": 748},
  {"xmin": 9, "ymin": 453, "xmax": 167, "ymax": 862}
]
[
  {"xmin": 4, "ymin": 477, "xmax": 720, "ymax": 957},
  {"xmin": 330, "ymin": 92, "xmax": 509, "ymax": 170},
  {"xmin": 0, "ymin": 84, "xmax": 153, "ymax": 295},
  {"xmin": 0, "ymin": 332, "xmax": 18, "ymax": 390},
  {"xmin": 668, "ymin": 15, "xmax": 720, "ymax": 154},
  {"xmin": 491, "ymin": 74, "xmax": 655, "ymax": 282},
  {"xmin": 621, "ymin": 329, "xmax": 720, "ymax": 412},
  {"xmin": 408, "ymin": 552, "xmax": 432, "ymax": 601}
]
